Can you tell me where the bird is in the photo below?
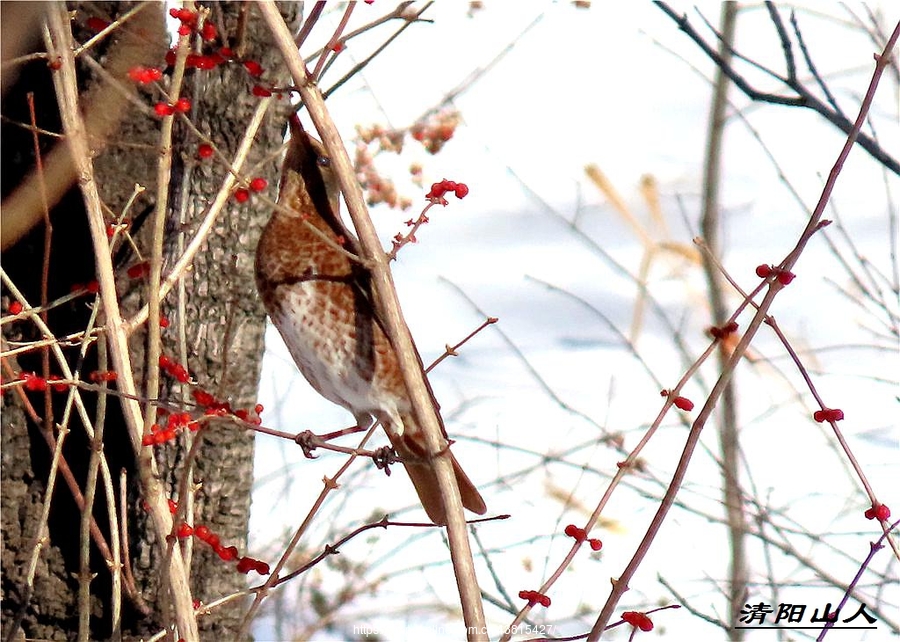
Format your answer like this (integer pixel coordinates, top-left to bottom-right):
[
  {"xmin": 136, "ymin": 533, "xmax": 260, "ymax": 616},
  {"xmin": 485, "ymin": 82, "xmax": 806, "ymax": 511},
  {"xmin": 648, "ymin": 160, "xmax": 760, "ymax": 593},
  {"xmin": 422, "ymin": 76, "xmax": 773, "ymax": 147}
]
[{"xmin": 255, "ymin": 115, "xmax": 486, "ymax": 525}]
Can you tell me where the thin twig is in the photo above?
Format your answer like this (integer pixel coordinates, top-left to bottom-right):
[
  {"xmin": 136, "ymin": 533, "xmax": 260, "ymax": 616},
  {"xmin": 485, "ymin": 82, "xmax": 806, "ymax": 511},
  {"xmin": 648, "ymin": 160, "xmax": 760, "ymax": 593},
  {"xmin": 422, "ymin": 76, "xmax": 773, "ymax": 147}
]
[
  {"xmin": 588, "ymin": 17, "xmax": 900, "ymax": 639},
  {"xmin": 43, "ymin": 5, "xmax": 199, "ymax": 639}
]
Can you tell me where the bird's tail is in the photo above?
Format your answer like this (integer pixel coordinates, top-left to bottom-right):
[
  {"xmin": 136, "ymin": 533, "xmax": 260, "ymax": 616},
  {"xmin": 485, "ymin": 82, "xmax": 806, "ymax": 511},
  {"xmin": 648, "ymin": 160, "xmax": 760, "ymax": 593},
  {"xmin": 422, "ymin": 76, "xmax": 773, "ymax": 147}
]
[{"xmin": 390, "ymin": 414, "xmax": 487, "ymax": 526}]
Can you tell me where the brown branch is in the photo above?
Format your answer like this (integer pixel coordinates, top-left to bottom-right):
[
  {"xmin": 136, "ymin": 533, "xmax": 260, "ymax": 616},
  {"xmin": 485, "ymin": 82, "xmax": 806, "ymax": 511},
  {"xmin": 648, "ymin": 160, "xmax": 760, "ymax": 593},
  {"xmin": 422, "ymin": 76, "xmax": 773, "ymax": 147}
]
[
  {"xmin": 697, "ymin": 4, "xmax": 747, "ymax": 637},
  {"xmin": 257, "ymin": 3, "xmax": 488, "ymax": 639},
  {"xmin": 42, "ymin": 5, "xmax": 199, "ymax": 639},
  {"xmin": 653, "ymin": 2, "xmax": 900, "ymax": 176}
]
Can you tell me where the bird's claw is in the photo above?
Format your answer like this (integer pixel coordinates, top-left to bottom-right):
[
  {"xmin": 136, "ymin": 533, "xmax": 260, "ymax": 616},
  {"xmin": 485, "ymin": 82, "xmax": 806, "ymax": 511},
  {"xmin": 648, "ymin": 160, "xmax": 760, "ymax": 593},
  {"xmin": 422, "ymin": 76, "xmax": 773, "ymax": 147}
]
[
  {"xmin": 294, "ymin": 430, "xmax": 319, "ymax": 459},
  {"xmin": 372, "ymin": 446, "xmax": 398, "ymax": 476}
]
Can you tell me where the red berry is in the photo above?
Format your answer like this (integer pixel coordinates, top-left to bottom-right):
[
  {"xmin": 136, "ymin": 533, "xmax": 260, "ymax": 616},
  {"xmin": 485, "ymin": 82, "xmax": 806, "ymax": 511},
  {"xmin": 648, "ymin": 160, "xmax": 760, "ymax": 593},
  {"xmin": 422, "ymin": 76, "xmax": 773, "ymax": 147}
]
[
  {"xmin": 454, "ymin": 183, "xmax": 469, "ymax": 198},
  {"xmin": 194, "ymin": 524, "xmax": 211, "ymax": 540},
  {"xmin": 254, "ymin": 403, "xmax": 264, "ymax": 414},
  {"xmin": 249, "ymin": 177, "xmax": 268, "ymax": 192},
  {"xmin": 236, "ymin": 557, "xmax": 255, "ymax": 574},
  {"xmin": 200, "ymin": 22, "xmax": 217, "ymax": 41},
  {"xmin": 251, "ymin": 84, "xmax": 272, "ymax": 97},
  {"xmin": 777, "ymin": 270, "xmax": 796, "ymax": 285},
  {"xmin": 21, "ymin": 372, "xmax": 47, "ymax": 392},
  {"xmin": 86, "ymin": 17, "xmax": 110, "ymax": 32},
  {"xmin": 233, "ymin": 188, "xmax": 250, "ymax": 203},
  {"xmin": 177, "ymin": 523, "xmax": 194, "ymax": 538},
  {"xmin": 128, "ymin": 66, "xmax": 147, "ymax": 82},
  {"xmin": 168, "ymin": 499, "xmax": 178, "ymax": 514},
  {"xmin": 874, "ymin": 504, "xmax": 891, "ymax": 520},
  {"xmin": 191, "ymin": 55, "xmax": 219, "ymax": 70},
  {"xmin": 217, "ymin": 545, "xmax": 238, "ymax": 562},
  {"xmin": 177, "ymin": 24, "xmax": 191, "ymax": 37},
  {"xmin": 172, "ymin": 365, "xmax": 190, "ymax": 383},
  {"xmin": 814, "ymin": 408, "xmax": 843, "ymax": 423},
  {"xmin": 174, "ymin": 97, "xmax": 191, "ymax": 113},
  {"xmin": 426, "ymin": 182, "xmax": 446, "ymax": 199},
  {"xmin": 755, "ymin": 264, "xmax": 771, "ymax": 278},
  {"xmin": 173, "ymin": 8, "xmax": 196, "ymax": 23},
  {"xmin": 674, "ymin": 396, "xmax": 694, "ymax": 411},
  {"xmin": 243, "ymin": 60, "xmax": 264, "ymax": 77},
  {"xmin": 159, "ymin": 316, "xmax": 170, "ymax": 328},
  {"xmin": 154, "ymin": 102, "xmax": 175, "ymax": 117},
  {"xmin": 192, "ymin": 389, "xmax": 216, "ymax": 408},
  {"xmin": 198, "ymin": 144, "xmax": 214, "ymax": 159},
  {"xmin": 589, "ymin": 538, "xmax": 603, "ymax": 551},
  {"xmin": 127, "ymin": 261, "xmax": 149, "ymax": 279},
  {"xmin": 8, "ymin": 301, "xmax": 23, "ymax": 315}
]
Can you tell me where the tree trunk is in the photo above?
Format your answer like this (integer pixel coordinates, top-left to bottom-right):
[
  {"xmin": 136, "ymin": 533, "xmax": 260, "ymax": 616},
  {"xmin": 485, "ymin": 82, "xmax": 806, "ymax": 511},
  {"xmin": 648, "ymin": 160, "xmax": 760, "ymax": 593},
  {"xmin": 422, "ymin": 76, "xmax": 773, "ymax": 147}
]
[{"xmin": 1, "ymin": 3, "xmax": 298, "ymax": 639}]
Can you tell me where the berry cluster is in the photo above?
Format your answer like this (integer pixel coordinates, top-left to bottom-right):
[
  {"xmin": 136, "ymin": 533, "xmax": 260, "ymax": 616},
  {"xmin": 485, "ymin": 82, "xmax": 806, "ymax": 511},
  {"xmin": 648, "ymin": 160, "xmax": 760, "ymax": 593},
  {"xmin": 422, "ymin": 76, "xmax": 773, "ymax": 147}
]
[
  {"xmin": 622, "ymin": 611, "xmax": 654, "ymax": 632},
  {"xmin": 163, "ymin": 500, "xmax": 270, "ymax": 576},
  {"xmin": 425, "ymin": 179, "xmax": 469, "ymax": 202},
  {"xmin": 410, "ymin": 109, "xmax": 460, "ymax": 155},
  {"xmin": 518, "ymin": 589, "xmax": 551, "ymax": 607},
  {"xmin": 354, "ymin": 141, "xmax": 410, "ymax": 210},
  {"xmin": 755, "ymin": 264, "xmax": 796, "ymax": 285},
  {"xmin": 127, "ymin": 66, "xmax": 163, "ymax": 84},
  {"xmin": 169, "ymin": 8, "xmax": 216, "ymax": 41},
  {"xmin": 153, "ymin": 97, "xmax": 191, "ymax": 117},
  {"xmin": 233, "ymin": 177, "xmax": 268, "ymax": 203},
  {"xmin": 864, "ymin": 503, "xmax": 891, "ymax": 521},
  {"xmin": 564, "ymin": 524, "xmax": 603, "ymax": 550},
  {"xmin": 812, "ymin": 408, "xmax": 844, "ymax": 423},
  {"xmin": 142, "ymin": 409, "xmax": 200, "ymax": 446}
]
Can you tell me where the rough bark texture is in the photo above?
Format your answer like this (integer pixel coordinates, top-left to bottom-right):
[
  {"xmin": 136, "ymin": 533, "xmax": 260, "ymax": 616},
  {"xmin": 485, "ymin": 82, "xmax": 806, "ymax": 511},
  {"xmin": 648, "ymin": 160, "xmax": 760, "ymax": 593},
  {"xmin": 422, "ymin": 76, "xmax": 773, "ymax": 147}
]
[{"xmin": 2, "ymin": 3, "xmax": 298, "ymax": 640}]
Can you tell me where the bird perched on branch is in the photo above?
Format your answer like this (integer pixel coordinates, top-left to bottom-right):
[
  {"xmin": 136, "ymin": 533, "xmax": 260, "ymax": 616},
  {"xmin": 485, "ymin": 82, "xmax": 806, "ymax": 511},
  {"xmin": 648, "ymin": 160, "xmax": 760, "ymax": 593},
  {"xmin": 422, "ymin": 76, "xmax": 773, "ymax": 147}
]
[{"xmin": 255, "ymin": 116, "xmax": 486, "ymax": 525}]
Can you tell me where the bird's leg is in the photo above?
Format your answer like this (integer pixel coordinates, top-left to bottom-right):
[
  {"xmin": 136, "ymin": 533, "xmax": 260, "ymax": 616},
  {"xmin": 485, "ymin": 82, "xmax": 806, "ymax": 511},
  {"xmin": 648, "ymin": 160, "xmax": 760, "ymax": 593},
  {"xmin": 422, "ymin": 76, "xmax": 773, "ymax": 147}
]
[{"xmin": 318, "ymin": 423, "xmax": 367, "ymax": 441}]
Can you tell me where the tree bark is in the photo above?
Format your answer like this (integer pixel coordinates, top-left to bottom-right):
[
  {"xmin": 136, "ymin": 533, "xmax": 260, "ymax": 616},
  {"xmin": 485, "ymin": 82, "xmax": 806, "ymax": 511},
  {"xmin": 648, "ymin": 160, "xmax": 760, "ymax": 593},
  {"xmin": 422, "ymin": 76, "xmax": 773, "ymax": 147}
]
[{"xmin": 2, "ymin": 3, "xmax": 298, "ymax": 639}]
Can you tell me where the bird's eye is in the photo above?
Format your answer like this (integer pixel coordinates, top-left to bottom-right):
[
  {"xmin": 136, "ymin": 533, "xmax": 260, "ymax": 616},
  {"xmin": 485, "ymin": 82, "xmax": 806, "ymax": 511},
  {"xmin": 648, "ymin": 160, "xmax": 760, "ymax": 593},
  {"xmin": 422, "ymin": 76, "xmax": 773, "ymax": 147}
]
[{"xmin": 317, "ymin": 156, "xmax": 331, "ymax": 168}]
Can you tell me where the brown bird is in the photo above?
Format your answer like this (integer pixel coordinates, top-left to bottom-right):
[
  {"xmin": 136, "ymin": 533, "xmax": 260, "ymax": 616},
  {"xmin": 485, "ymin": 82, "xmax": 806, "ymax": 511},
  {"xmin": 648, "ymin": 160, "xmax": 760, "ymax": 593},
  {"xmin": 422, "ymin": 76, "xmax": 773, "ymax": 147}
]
[{"xmin": 255, "ymin": 116, "xmax": 486, "ymax": 525}]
